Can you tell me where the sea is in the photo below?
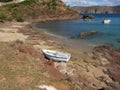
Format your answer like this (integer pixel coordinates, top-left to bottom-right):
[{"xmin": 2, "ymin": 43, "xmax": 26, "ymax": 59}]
[{"xmin": 35, "ymin": 14, "xmax": 120, "ymax": 49}]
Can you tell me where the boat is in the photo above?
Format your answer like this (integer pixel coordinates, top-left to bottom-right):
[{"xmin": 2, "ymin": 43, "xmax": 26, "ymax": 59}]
[
  {"xmin": 84, "ymin": 19, "xmax": 91, "ymax": 21},
  {"xmin": 103, "ymin": 19, "xmax": 111, "ymax": 24},
  {"xmin": 42, "ymin": 49, "xmax": 71, "ymax": 62}
]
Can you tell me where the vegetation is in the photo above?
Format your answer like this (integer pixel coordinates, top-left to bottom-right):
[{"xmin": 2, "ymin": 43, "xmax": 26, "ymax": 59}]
[
  {"xmin": 0, "ymin": 31, "xmax": 71, "ymax": 89},
  {"xmin": 16, "ymin": 16, "xmax": 24, "ymax": 22},
  {"xmin": 47, "ymin": 0, "xmax": 57, "ymax": 9},
  {"xmin": 0, "ymin": 0, "xmax": 75, "ymax": 22},
  {"xmin": 0, "ymin": 42, "xmax": 48, "ymax": 90},
  {"xmin": 0, "ymin": 0, "xmax": 13, "ymax": 2},
  {"xmin": 18, "ymin": 0, "xmax": 36, "ymax": 5}
]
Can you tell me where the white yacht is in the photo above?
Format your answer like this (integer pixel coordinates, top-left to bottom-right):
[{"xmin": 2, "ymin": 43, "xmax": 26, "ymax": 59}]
[{"xmin": 103, "ymin": 19, "xmax": 111, "ymax": 24}]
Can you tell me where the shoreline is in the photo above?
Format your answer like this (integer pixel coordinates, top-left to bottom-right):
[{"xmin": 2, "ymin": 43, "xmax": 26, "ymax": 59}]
[
  {"xmin": 25, "ymin": 21, "xmax": 120, "ymax": 89},
  {"xmin": 0, "ymin": 20, "xmax": 120, "ymax": 90},
  {"xmin": 32, "ymin": 21, "xmax": 99, "ymax": 52}
]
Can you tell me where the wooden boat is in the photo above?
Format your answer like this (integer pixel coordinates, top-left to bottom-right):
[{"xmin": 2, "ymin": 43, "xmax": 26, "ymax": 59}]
[
  {"xmin": 42, "ymin": 49, "xmax": 71, "ymax": 62},
  {"xmin": 103, "ymin": 19, "xmax": 111, "ymax": 24}
]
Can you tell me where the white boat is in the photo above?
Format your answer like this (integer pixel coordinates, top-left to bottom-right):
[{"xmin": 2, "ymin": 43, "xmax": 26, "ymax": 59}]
[
  {"xmin": 42, "ymin": 49, "xmax": 71, "ymax": 62},
  {"xmin": 103, "ymin": 19, "xmax": 111, "ymax": 24},
  {"xmin": 84, "ymin": 19, "xmax": 91, "ymax": 21}
]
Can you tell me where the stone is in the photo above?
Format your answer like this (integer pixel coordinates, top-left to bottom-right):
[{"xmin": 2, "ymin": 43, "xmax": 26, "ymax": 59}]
[
  {"xmin": 80, "ymin": 31, "xmax": 98, "ymax": 39},
  {"xmin": 82, "ymin": 15, "xmax": 94, "ymax": 19}
]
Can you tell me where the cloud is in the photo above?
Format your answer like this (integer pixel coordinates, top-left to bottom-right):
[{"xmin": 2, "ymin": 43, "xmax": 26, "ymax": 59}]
[
  {"xmin": 100, "ymin": 0, "xmax": 113, "ymax": 6},
  {"xmin": 61, "ymin": 0, "xmax": 120, "ymax": 6},
  {"xmin": 62, "ymin": 0, "xmax": 98, "ymax": 6}
]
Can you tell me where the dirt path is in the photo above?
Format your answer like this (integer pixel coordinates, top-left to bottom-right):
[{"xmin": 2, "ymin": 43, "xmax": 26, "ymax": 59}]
[{"xmin": 0, "ymin": 22, "xmax": 29, "ymax": 42}]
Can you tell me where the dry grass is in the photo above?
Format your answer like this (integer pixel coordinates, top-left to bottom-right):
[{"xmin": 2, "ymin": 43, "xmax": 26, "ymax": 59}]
[
  {"xmin": 0, "ymin": 22, "xmax": 118, "ymax": 89},
  {"xmin": 0, "ymin": 42, "xmax": 56, "ymax": 90},
  {"xmin": 0, "ymin": 40, "xmax": 74, "ymax": 90}
]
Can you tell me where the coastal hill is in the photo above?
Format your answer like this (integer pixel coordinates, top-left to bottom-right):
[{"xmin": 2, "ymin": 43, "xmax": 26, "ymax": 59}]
[
  {"xmin": 0, "ymin": 0, "xmax": 79, "ymax": 22},
  {"xmin": 71, "ymin": 5, "xmax": 120, "ymax": 14}
]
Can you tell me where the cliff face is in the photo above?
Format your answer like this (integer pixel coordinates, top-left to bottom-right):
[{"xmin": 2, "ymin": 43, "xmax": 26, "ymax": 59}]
[
  {"xmin": 0, "ymin": 0, "xmax": 79, "ymax": 22},
  {"xmin": 72, "ymin": 5, "xmax": 120, "ymax": 14}
]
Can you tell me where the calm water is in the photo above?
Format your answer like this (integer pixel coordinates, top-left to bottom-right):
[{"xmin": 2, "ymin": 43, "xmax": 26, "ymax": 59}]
[{"xmin": 35, "ymin": 14, "xmax": 120, "ymax": 48}]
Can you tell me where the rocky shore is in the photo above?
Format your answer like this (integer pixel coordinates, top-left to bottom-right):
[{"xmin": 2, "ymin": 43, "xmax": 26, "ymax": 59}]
[
  {"xmin": 0, "ymin": 20, "xmax": 120, "ymax": 90},
  {"xmin": 1, "ymin": 0, "xmax": 119, "ymax": 90},
  {"xmin": 93, "ymin": 45, "xmax": 120, "ymax": 86}
]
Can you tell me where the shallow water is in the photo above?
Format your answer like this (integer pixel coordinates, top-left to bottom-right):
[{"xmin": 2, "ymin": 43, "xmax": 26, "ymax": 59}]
[{"xmin": 35, "ymin": 14, "xmax": 120, "ymax": 49}]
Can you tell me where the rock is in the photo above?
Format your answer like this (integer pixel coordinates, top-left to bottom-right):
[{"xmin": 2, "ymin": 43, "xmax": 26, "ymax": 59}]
[
  {"xmin": 116, "ymin": 38, "xmax": 120, "ymax": 43},
  {"xmin": 15, "ymin": 39, "xmax": 24, "ymax": 44},
  {"xmin": 54, "ymin": 62, "xmax": 76, "ymax": 76},
  {"xmin": 93, "ymin": 45, "xmax": 120, "ymax": 89},
  {"xmin": 97, "ymin": 87, "xmax": 105, "ymax": 90},
  {"xmin": 82, "ymin": 15, "xmax": 94, "ymax": 19},
  {"xmin": 54, "ymin": 62, "xmax": 67, "ymax": 74},
  {"xmin": 37, "ymin": 85, "xmax": 57, "ymax": 90},
  {"xmin": 80, "ymin": 31, "xmax": 98, "ymax": 39}
]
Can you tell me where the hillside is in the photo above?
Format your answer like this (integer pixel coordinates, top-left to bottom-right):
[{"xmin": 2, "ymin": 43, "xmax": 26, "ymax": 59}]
[
  {"xmin": 71, "ymin": 5, "xmax": 120, "ymax": 14},
  {"xmin": 0, "ymin": 0, "xmax": 79, "ymax": 22}
]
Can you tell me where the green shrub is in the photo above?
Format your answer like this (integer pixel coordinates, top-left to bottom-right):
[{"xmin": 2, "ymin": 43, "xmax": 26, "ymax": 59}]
[
  {"xmin": 12, "ymin": 9, "xmax": 22, "ymax": 16},
  {"xmin": 3, "ymin": 3, "xmax": 19, "ymax": 8},
  {"xmin": 6, "ymin": 15, "xmax": 13, "ymax": 21},
  {"xmin": 0, "ymin": 13, "xmax": 6, "ymax": 20},
  {"xmin": 13, "ymin": 9, "xmax": 21, "ymax": 13},
  {"xmin": 0, "ymin": 0, "xmax": 12, "ymax": 2},
  {"xmin": 19, "ymin": 0, "xmax": 36, "ymax": 5},
  {"xmin": 16, "ymin": 17, "xmax": 24, "ymax": 22},
  {"xmin": 47, "ymin": 0, "xmax": 57, "ymax": 9}
]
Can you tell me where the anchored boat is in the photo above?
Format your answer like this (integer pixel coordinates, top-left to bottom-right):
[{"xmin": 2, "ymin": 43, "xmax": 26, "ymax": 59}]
[{"xmin": 103, "ymin": 19, "xmax": 111, "ymax": 24}]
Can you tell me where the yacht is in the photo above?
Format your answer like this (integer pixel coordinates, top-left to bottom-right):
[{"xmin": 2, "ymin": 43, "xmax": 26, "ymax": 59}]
[{"xmin": 103, "ymin": 19, "xmax": 111, "ymax": 24}]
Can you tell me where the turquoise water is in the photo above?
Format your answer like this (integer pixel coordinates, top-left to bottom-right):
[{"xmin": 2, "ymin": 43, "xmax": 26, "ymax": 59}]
[{"xmin": 35, "ymin": 14, "xmax": 120, "ymax": 48}]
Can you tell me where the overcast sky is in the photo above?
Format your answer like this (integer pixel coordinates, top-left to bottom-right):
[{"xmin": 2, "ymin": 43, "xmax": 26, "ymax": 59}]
[{"xmin": 61, "ymin": 0, "xmax": 120, "ymax": 6}]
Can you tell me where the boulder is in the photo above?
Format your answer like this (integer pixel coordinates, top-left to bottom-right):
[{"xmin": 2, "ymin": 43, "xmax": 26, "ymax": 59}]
[
  {"xmin": 80, "ymin": 31, "xmax": 98, "ymax": 39},
  {"xmin": 82, "ymin": 15, "xmax": 94, "ymax": 19}
]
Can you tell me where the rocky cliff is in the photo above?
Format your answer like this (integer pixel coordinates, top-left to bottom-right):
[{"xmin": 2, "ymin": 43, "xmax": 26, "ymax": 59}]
[{"xmin": 72, "ymin": 5, "xmax": 120, "ymax": 14}]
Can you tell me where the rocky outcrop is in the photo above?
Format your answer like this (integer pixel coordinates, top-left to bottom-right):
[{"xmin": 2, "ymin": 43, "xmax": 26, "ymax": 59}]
[
  {"xmin": 82, "ymin": 15, "xmax": 94, "ymax": 19},
  {"xmin": 80, "ymin": 31, "xmax": 97, "ymax": 38},
  {"xmin": 72, "ymin": 5, "xmax": 120, "ymax": 14},
  {"xmin": 93, "ymin": 45, "xmax": 120, "ymax": 90}
]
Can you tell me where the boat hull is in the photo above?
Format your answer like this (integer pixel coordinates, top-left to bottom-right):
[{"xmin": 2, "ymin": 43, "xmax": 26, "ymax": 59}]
[
  {"xmin": 103, "ymin": 19, "xmax": 111, "ymax": 24},
  {"xmin": 42, "ymin": 49, "xmax": 71, "ymax": 62}
]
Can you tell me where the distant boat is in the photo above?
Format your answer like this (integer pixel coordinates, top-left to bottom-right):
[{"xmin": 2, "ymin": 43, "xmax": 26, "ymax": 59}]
[
  {"xmin": 84, "ymin": 19, "xmax": 91, "ymax": 21},
  {"xmin": 103, "ymin": 19, "xmax": 111, "ymax": 24},
  {"xmin": 42, "ymin": 49, "xmax": 71, "ymax": 62}
]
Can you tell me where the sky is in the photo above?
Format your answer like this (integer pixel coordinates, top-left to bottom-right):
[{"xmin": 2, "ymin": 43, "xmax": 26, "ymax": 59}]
[{"xmin": 61, "ymin": 0, "xmax": 120, "ymax": 6}]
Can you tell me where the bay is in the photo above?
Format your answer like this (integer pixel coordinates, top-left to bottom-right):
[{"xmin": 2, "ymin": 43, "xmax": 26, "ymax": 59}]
[{"xmin": 35, "ymin": 14, "xmax": 120, "ymax": 49}]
